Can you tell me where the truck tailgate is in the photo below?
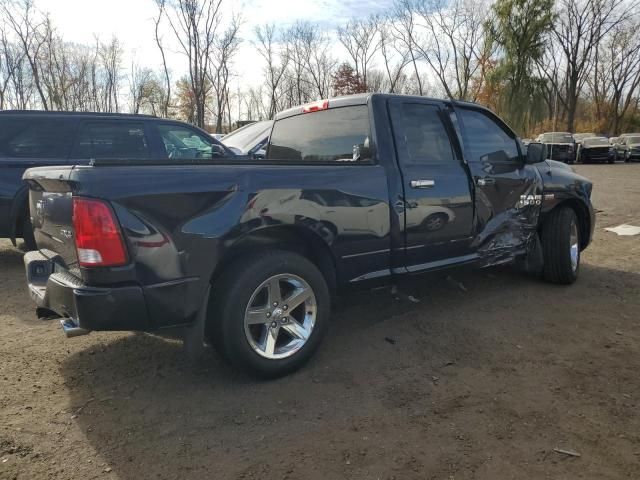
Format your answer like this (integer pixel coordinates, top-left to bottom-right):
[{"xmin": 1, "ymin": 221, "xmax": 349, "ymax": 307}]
[{"xmin": 24, "ymin": 166, "xmax": 79, "ymax": 269}]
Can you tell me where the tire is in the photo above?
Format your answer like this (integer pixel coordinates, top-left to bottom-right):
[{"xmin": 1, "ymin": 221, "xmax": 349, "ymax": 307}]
[
  {"xmin": 21, "ymin": 215, "xmax": 37, "ymax": 251},
  {"xmin": 541, "ymin": 206, "xmax": 580, "ymax": 284},
  {"xmin": 207, "ymin": 250, "xmax": 330, "ymax": 378}
]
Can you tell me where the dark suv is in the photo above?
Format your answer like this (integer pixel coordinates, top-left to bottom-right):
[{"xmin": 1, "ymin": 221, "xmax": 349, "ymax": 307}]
[{"xmin": 0, "ymin": 111, "xmax": 230, "ymax": 249}]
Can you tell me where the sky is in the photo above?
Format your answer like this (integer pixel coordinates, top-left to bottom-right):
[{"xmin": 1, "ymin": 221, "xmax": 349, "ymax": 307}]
[{"xmin": 37, "ymin": 0, "xmax": 395, "ymax": 90}]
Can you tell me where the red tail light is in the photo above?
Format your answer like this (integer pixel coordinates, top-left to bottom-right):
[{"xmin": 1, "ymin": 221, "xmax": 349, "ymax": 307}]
[
  {"xmin": 72, "ymin": 197, "xmax": 128, "ymax": 267},
  {"xmin": 302, "ymin": 99, "xmax": 329, "ymax": 113}
]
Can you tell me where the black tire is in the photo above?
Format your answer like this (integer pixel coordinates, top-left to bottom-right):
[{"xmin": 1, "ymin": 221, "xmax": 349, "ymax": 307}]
[
  {"xmin": 21, "ymin": 215, "xmax": 37, "ymax": 251},
  {"xmin": 207, "ymin": 250, "xmax": 330, "ymax": 378},
  {"xmin": 541, "ymin": 206, "xmax": 580, "ymax": 284}
]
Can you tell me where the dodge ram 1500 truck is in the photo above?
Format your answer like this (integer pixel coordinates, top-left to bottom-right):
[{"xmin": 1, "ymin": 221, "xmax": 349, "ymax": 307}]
[{"xmin": 23, "ymin": 93, "xmax": 595, "ymax": 378}]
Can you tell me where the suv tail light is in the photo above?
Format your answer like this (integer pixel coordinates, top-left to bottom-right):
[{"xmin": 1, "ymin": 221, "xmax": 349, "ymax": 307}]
[{"xmin": 72, "ymin": 197, "xmax": 128, "ymax": 267}]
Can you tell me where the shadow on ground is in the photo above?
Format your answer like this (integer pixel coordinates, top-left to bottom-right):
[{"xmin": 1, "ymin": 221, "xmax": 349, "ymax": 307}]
[{"xmin": 57, "ymin": 263, "xmax": 640, "ymax": 479}]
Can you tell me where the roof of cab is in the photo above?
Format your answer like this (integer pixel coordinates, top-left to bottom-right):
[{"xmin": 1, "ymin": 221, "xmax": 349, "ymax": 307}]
[
  {"xmin": 273, "ymin": 93, "xmax": 499, "ymax": 121},
  {"xmin": 0, "ymin": 110, "xmax": 157, "ymax": 119}
]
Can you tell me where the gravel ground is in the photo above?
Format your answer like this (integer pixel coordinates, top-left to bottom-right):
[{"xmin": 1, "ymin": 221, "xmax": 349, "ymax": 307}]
[{"xmin": 1, "ymin": 164, "xmax": 639, "ymax": 480}]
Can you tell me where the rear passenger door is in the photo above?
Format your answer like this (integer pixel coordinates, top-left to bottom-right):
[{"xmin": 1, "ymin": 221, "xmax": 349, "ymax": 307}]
[
  {"xmin": 71, "ymin": 121, "xmax": 151, "ymax": 160},
  {"xmin": 388, "ymin": 99, "xmax": 474, "ymax": 270}
]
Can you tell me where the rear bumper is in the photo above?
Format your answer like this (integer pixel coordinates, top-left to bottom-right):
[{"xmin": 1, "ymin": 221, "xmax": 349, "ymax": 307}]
[{"xmin": 24, "ymin": 250, "xmax": 151, "ymax": 332}]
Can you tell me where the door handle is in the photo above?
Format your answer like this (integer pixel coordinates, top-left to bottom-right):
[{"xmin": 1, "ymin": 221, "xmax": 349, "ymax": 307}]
[
  {"xmin": 410, "ymin": 179, "xmax": 435, "ymax": 189},
  {"xmin": 477, "ymin": 177, "xmax": 495, "ymax": 186}
]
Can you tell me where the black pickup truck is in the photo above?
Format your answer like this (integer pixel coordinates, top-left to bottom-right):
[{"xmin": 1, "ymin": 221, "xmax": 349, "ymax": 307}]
[{"xmin": 23, "ymin": 94, "xmax": 595, "ymax": 378}]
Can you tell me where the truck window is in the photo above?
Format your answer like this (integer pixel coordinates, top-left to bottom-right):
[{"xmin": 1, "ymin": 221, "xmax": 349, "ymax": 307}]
[
  {"xmin": 0, "ymin": 117, "xmax": 75, "ymax": 159},
  {"xmin": 157, "ymin": 124, "xmax": 221, "ymax": 159},
  {"xmin": 268, "ymin": 106, "xmax": 371, "ymax": 162},
  {"xmin": 73, "ymin": 122, "xmax": 149, "ymax": 159},
  {"xmin": 457, "ymin": 108, "xmax": 519, "ymax": 163},
  {"xmin": 389, "ymin": 103, "xmax": 456, "ymax": 164}
]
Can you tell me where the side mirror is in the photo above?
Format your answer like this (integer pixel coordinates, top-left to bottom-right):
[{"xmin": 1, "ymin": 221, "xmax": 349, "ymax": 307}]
[
  {"xmin": 526, "ymin": 142, "xmax": 545, "ymax": 164},
  {"xmin": 253, "ymin": 148, "xmax": 267, "ymax": 160}
]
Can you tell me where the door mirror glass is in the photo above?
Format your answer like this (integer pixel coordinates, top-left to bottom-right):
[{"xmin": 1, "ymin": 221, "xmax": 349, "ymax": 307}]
[{"xmin": 526, "ymin": 142, "xmax": 545, "ymax": 164}]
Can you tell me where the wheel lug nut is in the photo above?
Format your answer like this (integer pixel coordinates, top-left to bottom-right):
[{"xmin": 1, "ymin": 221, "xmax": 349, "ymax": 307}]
[
  {"xmin": 266, "ymin": 312, "xmax": 271, "ymax": 318},
  {"xmin": 281, "ymin": 317, "xmax": 288, "ymax": 323},
  {"xmin": 272, "ymin": 302, "xmax": 278, "ymax": 307},
  {"xmin": 271, "ymin": 321, "xmax": 277, "ymax": 328},
  {"xmin": 283, "ymin": 305, "xmax": 288, "ymax": 310}
]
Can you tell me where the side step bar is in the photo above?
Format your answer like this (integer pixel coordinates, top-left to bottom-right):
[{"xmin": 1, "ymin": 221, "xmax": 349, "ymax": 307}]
[{"xmin": 60, "ymin": 318, "xmax": 90, "ymax": 338}]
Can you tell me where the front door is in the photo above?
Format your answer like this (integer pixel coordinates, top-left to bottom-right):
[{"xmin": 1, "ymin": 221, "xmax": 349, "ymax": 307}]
[
  {"xmin": 388, "ymin": 99, "xmax": 475, "ymax": 271},
  {"xmin": 454, "ymin": 106, "xmax": 543, "ymax": 256}
]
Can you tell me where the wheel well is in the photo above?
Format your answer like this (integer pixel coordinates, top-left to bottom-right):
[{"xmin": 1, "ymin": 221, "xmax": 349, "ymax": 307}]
[
  {"xmin": 542, "ymin": 200, "xmax": 591, "ymax": 250},
  {"xmin": 210, "ymin": 226, "xmax": 338, "ymax": 294}
]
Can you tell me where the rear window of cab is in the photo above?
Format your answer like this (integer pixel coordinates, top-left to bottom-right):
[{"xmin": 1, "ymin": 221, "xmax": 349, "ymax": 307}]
[{"xmin": 267, "ymin": 106, "xmax": 371, "ymax": 163}]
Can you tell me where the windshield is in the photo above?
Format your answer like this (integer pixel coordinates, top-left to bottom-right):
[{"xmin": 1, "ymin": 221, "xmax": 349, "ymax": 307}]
[
  {"xmin": 574, "ymin": 133, "xmax": 595, "ymax": 141},
  {"xmin": 627, "ymin": 136, "xmax": 640, "ymax": 145},
  {"xmin": 542, "ymin": 133, "xmax": 574, "ymax": 143},
  {"xmin": 222, "ymin": 121, "xmax": 272, "ymax": 153},
  {"xmin": 583, "ymin": 137, "xmax": 609, "ymax": 146}
]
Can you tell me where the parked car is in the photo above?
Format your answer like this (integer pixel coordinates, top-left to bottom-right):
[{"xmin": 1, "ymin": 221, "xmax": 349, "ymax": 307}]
[
  {"xmin": 579, "ymin": 137, "xmax": 615, "ymax": 163},
  {"xmin": 573, "ymin": 132, "xmax": 596, "ymax": 161},
  {"xmin": 616, "ymin": 135, "xmax": 640, "ymax": 162},
  {"xmin": 539, "ymin": 132, "xmax": 577, "ymax": 163},
  {"xmin": 609, "ymin": 136, "xmax": 620, "ymax": 145},
  {"xmin": 222, "ymin": 120, "xmax": 273, "ymax": 156},
  {"xmin": 0, "ymin": 111, "xmax": 232, "ymax": 249},
  {"xmin": 22, "ymin": 94, "xmax": 595, "ymax": 378}
]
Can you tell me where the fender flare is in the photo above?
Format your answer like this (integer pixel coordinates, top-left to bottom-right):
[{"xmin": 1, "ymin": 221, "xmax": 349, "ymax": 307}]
[{"xmin": 8, "ymin": 184, "xmax": 30, "ymax": 245}]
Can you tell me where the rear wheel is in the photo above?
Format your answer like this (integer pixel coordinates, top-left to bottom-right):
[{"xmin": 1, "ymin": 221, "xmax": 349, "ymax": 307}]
[
  {"xmin": 541, "ymin": 206, "xmax": 580, "ymax": 284},
  {"xmin": 207, "ymin": 250, "xmax": 330, "ymax": 378}
]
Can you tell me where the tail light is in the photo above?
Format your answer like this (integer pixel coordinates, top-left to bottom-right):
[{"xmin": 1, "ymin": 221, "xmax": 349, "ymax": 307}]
[{"xmin": 72, "ymin": 197, "xmax": 128, "ymax": 267}]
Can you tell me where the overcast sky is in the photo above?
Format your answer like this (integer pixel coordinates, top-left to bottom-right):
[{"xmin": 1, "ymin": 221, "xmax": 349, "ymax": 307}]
[{"xmin": 38, "ymin": 0, "xmax": 394, "ymax": 90}]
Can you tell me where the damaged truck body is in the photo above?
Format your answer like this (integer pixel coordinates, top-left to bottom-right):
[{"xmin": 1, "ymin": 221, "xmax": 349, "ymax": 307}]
[{"xmin": 23, "ymin": 93, "xmax": 595, "ymax": 378}]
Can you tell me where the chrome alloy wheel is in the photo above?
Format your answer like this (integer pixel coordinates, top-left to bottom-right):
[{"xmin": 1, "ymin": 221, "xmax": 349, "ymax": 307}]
[
  {"xmin": 570, "ymin": 220, "xmax": 579, "ymax": 272},
  {"xmin": 244, "ymin": 274, "xmax": 317, "ymax": 359}
]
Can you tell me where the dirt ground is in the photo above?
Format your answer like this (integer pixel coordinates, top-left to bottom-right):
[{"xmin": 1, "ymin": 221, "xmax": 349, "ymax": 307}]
[{"xmin": 1, "ymin": 164, "xmax": 639, "ymax": 480}]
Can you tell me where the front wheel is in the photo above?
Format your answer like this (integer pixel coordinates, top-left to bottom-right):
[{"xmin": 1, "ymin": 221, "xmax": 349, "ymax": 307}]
[
  {"xmin": 541, "ymin": 207, "xmax": 580, "ymax": 284},
  {"xmin": 207, "ymin": 250, "xmax": 330, "ymax": 378}
]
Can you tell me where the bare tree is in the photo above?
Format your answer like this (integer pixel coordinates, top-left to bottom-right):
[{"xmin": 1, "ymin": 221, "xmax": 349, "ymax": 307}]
[
  {"xmin": 379, "ymin": 18, "xmax": 412, "ymax": 93},
  {"xmin": 98, "ymin": 36, "xmax": 122, "ymax": 112},
  {"xmin": 411, "ymin": 0, "xmax": 491, "ymax": 101},
  {"xmin": 391, "ymin": 0, "xmax": 424, "ymax": 95},
  {"xmin": 208, "ymin": 15, "xmax": 241, "ymax": 132},
  {"xmin": 1, "ymin": 0, "xmax": 49, "ymax": 108},
  {"xmin": 545, "ymin": 0, "xmax": 638, "ymax": 131},
  {"xmin": 605, "ymin": 20, "xmax": 640, "ymax": 133},
  {"xmin": 254, "ymin": 24, "xmax": 289, "ymax": 118},
  {"xmin": 153, "ymin": 0, "xmax": 171, "ymax": 117},
  {"xmin": 128, "ymin": 61, "xmax": 154, "ymax": 114},
  {"xmin": 337, "ymin": 15, "xmax": 381, "ymax": 90},
  {"xmin": 160, "ymin": 0, "xmax": 224, "ymax": 127},
  {"xmin": 298, "ymin": 23, "xmax": 336, "ymax": 99}
]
